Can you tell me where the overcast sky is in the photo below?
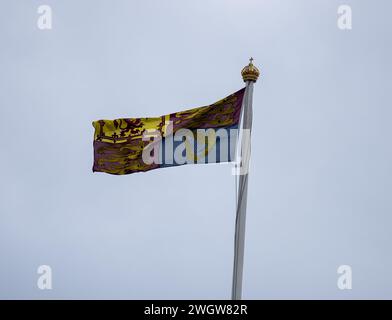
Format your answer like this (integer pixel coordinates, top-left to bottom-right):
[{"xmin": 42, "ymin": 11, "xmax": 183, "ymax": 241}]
[{"xmin": 1, "ymin": 0, "xmax": 391, "ymax": 299}]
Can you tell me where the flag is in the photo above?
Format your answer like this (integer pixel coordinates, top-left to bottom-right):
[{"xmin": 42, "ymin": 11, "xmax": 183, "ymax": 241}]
[{"xmin": 92, "ymin": 88, "xmax": 245, "ymax": 175}]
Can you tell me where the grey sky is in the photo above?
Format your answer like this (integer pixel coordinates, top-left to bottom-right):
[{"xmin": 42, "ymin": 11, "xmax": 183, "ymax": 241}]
[{"xmin": 0, "ymin": 0, "xmax": 391, "ymax": 299}]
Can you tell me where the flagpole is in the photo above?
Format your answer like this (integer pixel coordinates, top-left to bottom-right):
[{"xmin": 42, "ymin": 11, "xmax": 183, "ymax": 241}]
[{"xmin": 231, "ymin": 58, "xmax": 260, "ymax": 300}]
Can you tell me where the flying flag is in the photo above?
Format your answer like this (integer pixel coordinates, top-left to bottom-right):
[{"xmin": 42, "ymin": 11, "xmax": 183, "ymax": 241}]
[
  {"xmin": 92, "ymin": 88, "xmax": 245, "ymax": 175},
  {"xmin": 91, "ymin": 58, "xmax": 260, "ymax": 301}
]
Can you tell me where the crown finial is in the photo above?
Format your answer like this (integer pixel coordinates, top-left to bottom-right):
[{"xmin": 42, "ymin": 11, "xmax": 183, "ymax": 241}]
[{"xmin": 241, "ymin": 57, "xmax": 260, "ymax": 82}]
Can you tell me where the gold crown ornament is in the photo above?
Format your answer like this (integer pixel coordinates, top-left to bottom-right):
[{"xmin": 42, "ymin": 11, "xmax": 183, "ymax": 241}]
[{"xmin": 241, "ymin": 57, "xmax": 260, "ymax": 82}]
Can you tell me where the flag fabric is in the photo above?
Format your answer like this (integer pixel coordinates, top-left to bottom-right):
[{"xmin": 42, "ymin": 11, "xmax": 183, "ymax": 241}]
[{"xmin": 92, "ymin": 88, "xmax": 245, "ymax": 175}]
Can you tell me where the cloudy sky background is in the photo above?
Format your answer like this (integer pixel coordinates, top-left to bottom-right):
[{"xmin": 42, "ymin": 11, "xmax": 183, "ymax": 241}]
[{"xmin": 0, "ymin": 0, "xmax": 391, "ymax": 299}]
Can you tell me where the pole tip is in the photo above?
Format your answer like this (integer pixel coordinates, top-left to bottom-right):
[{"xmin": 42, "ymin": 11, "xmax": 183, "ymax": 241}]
[{"xmin": 241, "ymin": 58, "xmax": 260, "ymax": 83}]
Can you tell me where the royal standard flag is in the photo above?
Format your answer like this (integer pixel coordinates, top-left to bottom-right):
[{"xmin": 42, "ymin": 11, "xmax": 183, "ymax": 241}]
[{"xmin": 92, "ymin": 88, "xmax": 245, "ymax": 175}]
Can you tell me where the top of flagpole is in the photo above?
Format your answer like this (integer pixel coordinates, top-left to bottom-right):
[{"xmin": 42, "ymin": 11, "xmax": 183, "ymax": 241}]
[{"xmin": 241, "ymin": 57, "xmax": 260, "ymax": 83}]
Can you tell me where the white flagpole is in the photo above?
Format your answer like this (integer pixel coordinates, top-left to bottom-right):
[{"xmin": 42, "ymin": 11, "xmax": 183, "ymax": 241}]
[{"xmin": 231, "ymin": 58, "xmax": 259, "ymax": 300}]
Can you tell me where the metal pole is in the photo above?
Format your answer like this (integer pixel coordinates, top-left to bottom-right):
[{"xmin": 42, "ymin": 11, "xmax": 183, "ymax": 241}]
[{"xmin": 231, "ymin": 59, "xmax": 259, "ymax": 300}]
